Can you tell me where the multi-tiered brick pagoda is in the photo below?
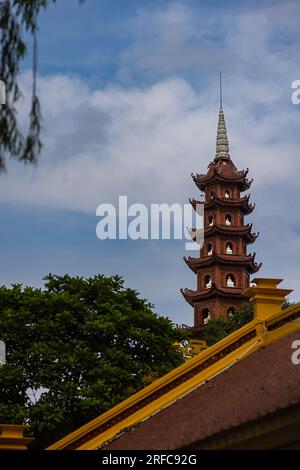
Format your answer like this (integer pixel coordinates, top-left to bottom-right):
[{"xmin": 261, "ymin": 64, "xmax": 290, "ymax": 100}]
[{"xmin": 181, "ymin": 103, "xmax": 262, "ymax": 337}]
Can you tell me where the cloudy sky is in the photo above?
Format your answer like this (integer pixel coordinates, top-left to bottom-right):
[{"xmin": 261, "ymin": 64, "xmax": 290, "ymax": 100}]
[{"xmin": 0, "ymin": 0, "xmax": 299, "ymax": 324}]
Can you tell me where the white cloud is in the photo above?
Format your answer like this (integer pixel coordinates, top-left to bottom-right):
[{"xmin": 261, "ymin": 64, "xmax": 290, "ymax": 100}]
[
  {"xmin": 1, "ymin": 75, "xmax": 212, "ymax": 211},
  {"xmin": 1, "ymin": 0, "xmax": 300, "ymax": 319},
  {"xmin": 118, "ymin": 1, "xmax": 300, "ymax": 83},
  {"xmin": 2, "ymin": 70, "xmax": 298, "ymax": 214}
]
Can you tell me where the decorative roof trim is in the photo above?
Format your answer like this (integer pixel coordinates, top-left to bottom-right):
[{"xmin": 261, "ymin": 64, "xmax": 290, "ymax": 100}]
[
  {"xmin": 203, "ymin": 223, "xmax": 259, "ymax": 243},
  {"xmin": 190, "ymin": 195, "xmax": 255, "ymax": 214},
  {"xmin": 183, "ymin": 252, "xmax": 262, "ymax": 274},
  {"xmin": 180, "ymin": 283, "xmax": 245, "ymax": 305}
]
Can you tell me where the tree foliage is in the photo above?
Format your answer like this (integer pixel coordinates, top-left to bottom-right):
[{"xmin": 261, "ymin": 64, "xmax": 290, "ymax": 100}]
[
  {"xmin": 0, "ymin": 273, "xmax": 186, "ymax": 448},
  {"xmin": 0, "ymin": 0, "xmax": 84, "ymax": 169},
  {"xmin": 203, "ymin": 302, "xmax": 254, "ymax": 347},
  {"xmin": 203, "ymin": 299, "xmax": 295, "ymax": 346}
]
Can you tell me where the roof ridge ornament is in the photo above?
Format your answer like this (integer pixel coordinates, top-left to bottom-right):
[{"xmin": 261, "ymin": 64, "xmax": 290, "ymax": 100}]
[{"xmin": 215, "ymin": 72, "xmax": 230, "ymax": 161}]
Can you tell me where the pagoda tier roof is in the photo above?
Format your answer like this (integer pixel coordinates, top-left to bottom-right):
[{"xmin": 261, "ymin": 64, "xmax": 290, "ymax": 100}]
[
  {"xmin": 183, "ymin": 252, "xmax": 262, "ymax": 274},
  {"xmin": 180, "ymin": 283, "xmax": 244, "ymax": 306},
  {"xmin": 203, "ymin": 223, "xmax": 259, "ymax": 243},
  {"xmin": 192, "ymin": 160, "xmax": 252, "ymax": 191},
  {"xmin": 190, "ymin": 194, "xmax": 255, "ymax": 215}
]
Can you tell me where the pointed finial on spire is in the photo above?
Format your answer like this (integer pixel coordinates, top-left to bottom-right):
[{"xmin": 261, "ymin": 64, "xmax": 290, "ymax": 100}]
[
  {"xmin": 220, "ymin": 71, "xmax": 222, "ymax": 110},
  {"xmin": 215, "ymin": 72, "xmax": 230, "ymax": 161}
]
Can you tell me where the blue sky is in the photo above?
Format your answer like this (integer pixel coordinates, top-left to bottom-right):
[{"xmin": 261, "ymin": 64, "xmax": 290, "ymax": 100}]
[{"xmin": 0, "ymin": 0, "xmax": 300, "ymax": 324}]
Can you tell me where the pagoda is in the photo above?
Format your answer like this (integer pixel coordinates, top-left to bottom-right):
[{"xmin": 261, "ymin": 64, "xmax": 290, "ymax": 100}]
[{"xmin": 181, "ymin": 100, "xmax": 262, "ymax": 337}]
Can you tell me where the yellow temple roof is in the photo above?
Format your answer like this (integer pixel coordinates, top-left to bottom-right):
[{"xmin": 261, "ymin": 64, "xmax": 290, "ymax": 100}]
[{"xmin": 47, "ymin": 278, "xmax": 300, "ymax": 450}]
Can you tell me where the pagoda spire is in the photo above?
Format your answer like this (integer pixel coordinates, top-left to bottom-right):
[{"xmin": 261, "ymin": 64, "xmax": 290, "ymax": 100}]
[
  {"xmin": 215, "ymin": 72, "xmax": 230, "ymax": 161},
  {"xmin": 183, "ymin": 78, "xmax": 261, "ymax": 338}
]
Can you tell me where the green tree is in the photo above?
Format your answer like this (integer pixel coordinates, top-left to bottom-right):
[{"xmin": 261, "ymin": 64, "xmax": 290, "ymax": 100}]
[
  {"xmin": 204, "ymin": 302, "xmax": 254, "ymax": 347},
  {"xmin": 203, "ymin": 299, "xmax": 295, "ymax": 347},
  {"xmin": 0, "ymin": 273, "xmax": 186, "ymax": 449}
]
